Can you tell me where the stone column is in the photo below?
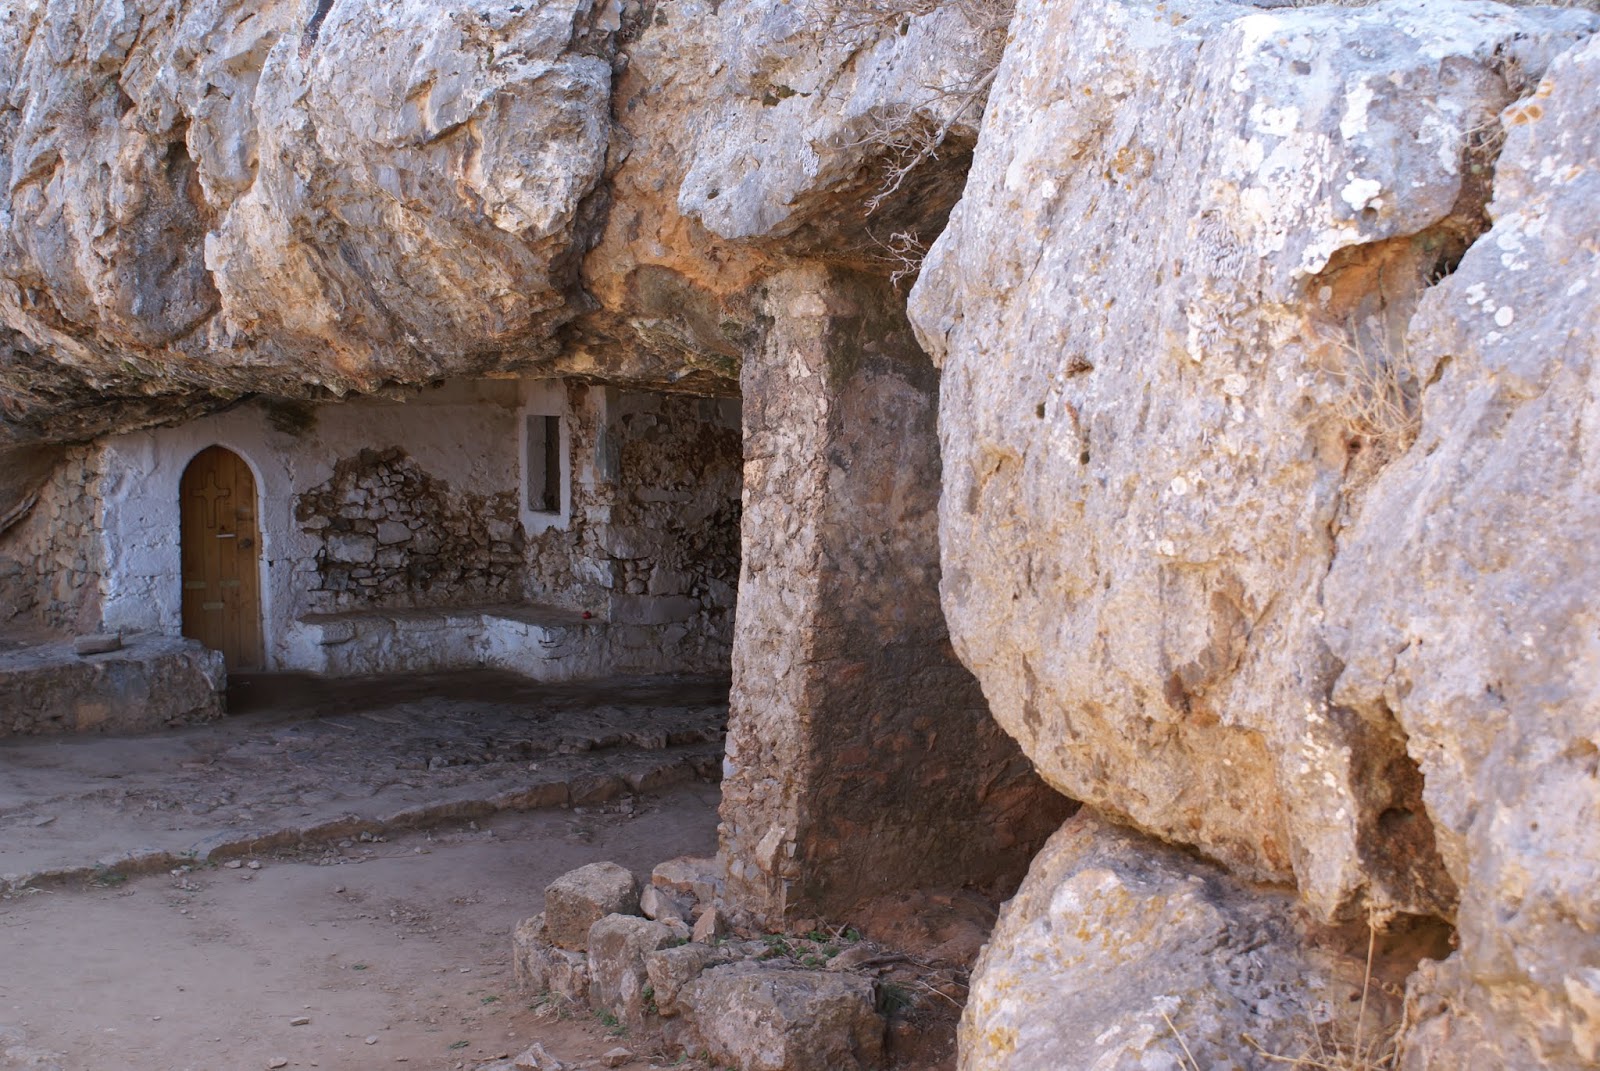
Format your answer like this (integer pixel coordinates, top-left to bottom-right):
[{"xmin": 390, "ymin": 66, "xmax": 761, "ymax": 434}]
[{"xmin": 719, "ymin": 265, "xmax": 1071, "ymax": 924}]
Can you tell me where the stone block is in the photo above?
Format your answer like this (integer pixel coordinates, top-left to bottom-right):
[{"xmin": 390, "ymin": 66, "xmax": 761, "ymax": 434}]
[
  {"xmin": 652, "ymin": 856, "xmax": 723, "ymax": 909},
  {"xmin": 544, "ymin": 862, "xmax": 640, "ymax": 951},
  {"xmin": 325, "ymin": 532, "xmax": 377, "ymax": 564},
  {"xmin": 644, "ymin": 942, "xmax": 723, "ymax": 1017},
  {"xmin": 680, "ymin": 964, "xmax": 884, "ymax": 1071},
  {"xmin": 586, "ymin": 914, "xmax": 676, "ymax": 1027},
  {"xmin": 512, "ymin": 915, "xmax": 590, "ymax": 1003},
  {"xmin": 375, "ymin": 520, "xmax": 412, "ymax": 545}
]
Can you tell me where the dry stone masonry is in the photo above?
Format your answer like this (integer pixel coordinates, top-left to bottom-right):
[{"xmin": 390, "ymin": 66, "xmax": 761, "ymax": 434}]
[{"xmin": 296, "ymin": 447, "xmax": 525, "ymax": 613}]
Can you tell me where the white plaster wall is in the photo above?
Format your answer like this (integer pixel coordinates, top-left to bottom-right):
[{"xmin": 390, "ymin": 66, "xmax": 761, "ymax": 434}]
[
  {"xmin": 518, "ymin": 377, "xmax": 574, "ymax": 533},
  {"xmin": 99, "ymin": 380, "xmax": 521, "ymax": 670}
]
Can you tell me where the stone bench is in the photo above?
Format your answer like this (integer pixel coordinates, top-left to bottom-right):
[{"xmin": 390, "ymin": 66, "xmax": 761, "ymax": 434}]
[{"xmin": 283, "ymin": 603, "xmax": 715, "ymax": 679}]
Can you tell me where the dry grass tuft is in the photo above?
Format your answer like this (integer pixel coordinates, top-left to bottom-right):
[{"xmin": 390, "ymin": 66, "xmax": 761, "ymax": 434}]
[
  {"xmin": 1161, "ymin": 923, "xmax": 1406, "ymax": 1071},
  {"xmin": 1322, "ymin": 321, "xmax": 1427, "ymax": 463},
  {"xmin": 805, "ymin": 0, "xmax": 1014, "ymax": 216}
]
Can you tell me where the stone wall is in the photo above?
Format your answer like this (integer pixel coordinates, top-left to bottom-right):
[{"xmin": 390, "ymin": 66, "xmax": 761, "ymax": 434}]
[
  {"xmin": 88, "ymin": 376, "xmax": 740, "ymax": 675},
  {"xmin": 605, "ymin": 391, "xmax": 743, "ymax": 666},
  {"xmin": 295, "ymin": 447, "xmax": 525, "ymax": 614},
  {"xmin": 721, "ymin": 266, "xmax": 1070, "ymax": 923},
  {"xmin": 519, "ymin": 383, "xmax": 743, "ymax": 671},
  {"xmin": 0, "ymin": 447, "xmax": 104, "ymax": 633}
]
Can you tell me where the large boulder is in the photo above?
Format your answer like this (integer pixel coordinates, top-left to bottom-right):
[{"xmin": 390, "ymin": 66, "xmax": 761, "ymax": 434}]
[
  {"xmin": 962, "ymin": 812, "xmax": 1386, "ymax": 1071},
  {"xmin": 908, "ymin": 0, "xmax": 1595, "ymax": 922},
  {"xmin": 910, "ymin": 0, "xmax": 1600, "ymax": 1066},
  {"xmin": 1323, "ymin": 31, "xmax": 1600, "ymax": 1071}
]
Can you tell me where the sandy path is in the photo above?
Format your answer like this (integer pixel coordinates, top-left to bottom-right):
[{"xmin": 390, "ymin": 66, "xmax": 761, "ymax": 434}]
[{"xmin": 0, "ymin": 783, "xmax": 721, "ymax": 1071}]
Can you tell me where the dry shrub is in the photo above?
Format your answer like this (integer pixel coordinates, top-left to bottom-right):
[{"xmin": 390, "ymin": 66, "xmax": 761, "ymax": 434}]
[
  {"xmin": 806, "ymin": 0, "xmax": 1014, "ymax": 215},
  {"xmin": 1322, "ymin": 322, "xmax": 1427, "ymax": 463}
]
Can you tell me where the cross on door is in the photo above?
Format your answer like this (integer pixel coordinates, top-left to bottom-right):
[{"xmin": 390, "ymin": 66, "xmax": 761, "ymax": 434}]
[{"xmin": 192, "ymin": 474, "xmax": 232, "ymax": 530}]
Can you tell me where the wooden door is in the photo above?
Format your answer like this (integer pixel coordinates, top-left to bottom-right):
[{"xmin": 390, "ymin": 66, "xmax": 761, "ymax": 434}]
[{"xmin": 180, "ymin": 446, "xmax": 263, "ymax": 671}]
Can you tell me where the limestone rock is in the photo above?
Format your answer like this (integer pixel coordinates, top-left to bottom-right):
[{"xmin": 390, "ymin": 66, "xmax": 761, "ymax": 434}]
[
  {"xmin": 512, "ymin": 915, "xmax": 591, "ymax": 1004},
  {"xmin": 907, "ymin": 0, "xmax": 1596, "ymax": 923},
  {"xmin": 586, "ymin": 913, "xmax": 675, "ymax": 1027},
  {"xmin": 677, "ymin": 0, "xmax": 1000, "ymax": 255},
  {"xmin": 0, "ymin": 0, "xmax": 615, "ymax": 442},
  {"xmin": 544, "ymin": 862, "xmax": 640, "ymax": 951},
  {"xmin": 962, "ymin": 812, "xmax": 1385, "ymax": 1071},
  {"xmin": 1323, "ymin": 32, "xmax": 1600, "ymax": 1071},
  {"xmin": 650, "ymin": 856, "xmax": 723, "ymax": 909},
  {"xmin": 690, "ymin": 905, "xmax": 728, "ymax": 944},
  {"xmin": 639, "ymin": 883, "xmax": 690, "ymax": 924},
  {"xmin": 643, "ymin": 942, "xmax": 725, "ymax": 1018},
  {"xmin": 679, "ymin": 963, "xmax": 884, "ymax": 1071}
]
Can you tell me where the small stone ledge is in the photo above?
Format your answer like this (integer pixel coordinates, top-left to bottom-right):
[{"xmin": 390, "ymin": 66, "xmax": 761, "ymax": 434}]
[{"xmin": 0, "ymin": 632, "xmax": 224, "ymax": 739}]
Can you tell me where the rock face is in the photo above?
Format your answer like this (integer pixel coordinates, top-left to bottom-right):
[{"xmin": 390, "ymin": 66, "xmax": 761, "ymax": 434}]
[
  {"xmin": 1322, "ymin": 32, "xmax": 1600, "ymax": 1071},
  {"xmin": 676, "ymin": 0, "xmax": 1003, "ymax": 257},
  {"xmin": 911, "ymin": 0, "xmax": 1595, "ymax": 921},
  {"xmin": 910, "ymin": 0, "xmax": 1600, "ymax": 1065},
  {"xmin": 962, "ymin": 812, "xmax": 1388, "ymax": 1071},
  {"xmin": 1, "ymin": 0, "xmax": 615, "ymax": 442}
]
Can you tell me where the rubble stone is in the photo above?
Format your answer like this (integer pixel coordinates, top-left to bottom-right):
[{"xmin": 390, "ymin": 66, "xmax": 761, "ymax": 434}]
[
  {"xmin": 512, "ymin": 915, "xmax": 593, "ymax": 1004},
  {"xmin": 586, "ymin": 914, "xmax": 676, "ymax": 1028},
  {"xmin": 643, "ymin": 943, "xmax": 726, "ymax": 1018},
  {"xmin": 650, "ymin": 856, "xmax": 723, "ymax": 909},
  {"xmin": 679, "ymin": 963, "xmax": 884, "ymax": 1071},
  {"xmin": 544, "ymin": 863, "xmax": 641, "ymax": 952},
  {"xmin": 690, "ymin": 906, "xmax": 728, "ymax": 944},
  {"xmin": 639, "ymin": 884, "xmax": 691, "ymax": 925}
]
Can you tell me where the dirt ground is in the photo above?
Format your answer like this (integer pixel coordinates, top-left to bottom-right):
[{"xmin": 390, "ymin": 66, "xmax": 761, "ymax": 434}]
[
  {"xmin": 0, "ymin": 671, "xmax": 731, "ymax": 1071},
  {"xmin": 0, "ymin": 672, "xmax": 979, "ymax": 1071},
  {"xmin": 0, "ymin": 783, "xmax": 723, "ymax": 1071},
  {"xmin": 0, "ymin": 672, "xmax": 727, "ymax": 889}
]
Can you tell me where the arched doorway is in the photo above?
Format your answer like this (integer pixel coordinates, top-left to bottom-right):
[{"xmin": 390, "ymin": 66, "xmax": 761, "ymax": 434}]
[{"xmin": 180, "ymin": 446, "xmax": 263, "ymax": 671}]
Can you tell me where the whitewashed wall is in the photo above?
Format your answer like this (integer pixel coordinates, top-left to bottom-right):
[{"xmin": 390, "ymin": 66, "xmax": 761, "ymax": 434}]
[{"xmin": 98, "ymin": 379, "xmax": 528, "ymax": 669}]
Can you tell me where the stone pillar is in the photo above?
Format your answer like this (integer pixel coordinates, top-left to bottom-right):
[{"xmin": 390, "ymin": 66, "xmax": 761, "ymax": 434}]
[{"xmin": 719, "ymin": 265, "xmax": 1072, "ymax": 924}]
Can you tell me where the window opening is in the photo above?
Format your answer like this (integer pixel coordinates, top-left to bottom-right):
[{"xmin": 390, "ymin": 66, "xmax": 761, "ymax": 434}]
[{"xmin": 527, "ymin": 414, "xmax": 562, "ymax": 514}]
